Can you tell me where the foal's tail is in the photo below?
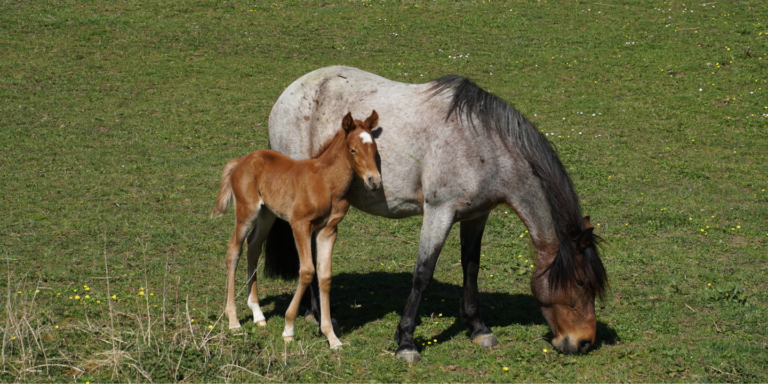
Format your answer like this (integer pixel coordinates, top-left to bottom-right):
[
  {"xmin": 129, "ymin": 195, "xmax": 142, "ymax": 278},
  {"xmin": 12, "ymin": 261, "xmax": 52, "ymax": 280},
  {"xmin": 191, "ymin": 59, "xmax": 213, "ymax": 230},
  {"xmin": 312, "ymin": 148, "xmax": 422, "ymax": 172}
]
[{"xmin": 211, "ymin": 158, "xmax": 242, "ymax": 218}]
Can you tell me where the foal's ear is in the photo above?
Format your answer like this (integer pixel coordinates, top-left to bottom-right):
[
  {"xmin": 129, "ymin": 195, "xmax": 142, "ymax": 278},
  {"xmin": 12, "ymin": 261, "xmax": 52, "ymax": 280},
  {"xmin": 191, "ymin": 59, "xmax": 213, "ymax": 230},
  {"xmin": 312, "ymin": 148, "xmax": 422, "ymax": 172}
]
[
  {"xmin": 342, "ymin": 112, "xmax": 355, "ymax": 133},
  {"xmin": 583, "ymin": 216, "xmax": 592, "ymax": 228},
  {"xmin": 577, "ymin": 227, "xmax": 594, "ymax": 249},
  {"xmin": 364, "ymin": 110, "xmax": 379, "ymax": 130}
]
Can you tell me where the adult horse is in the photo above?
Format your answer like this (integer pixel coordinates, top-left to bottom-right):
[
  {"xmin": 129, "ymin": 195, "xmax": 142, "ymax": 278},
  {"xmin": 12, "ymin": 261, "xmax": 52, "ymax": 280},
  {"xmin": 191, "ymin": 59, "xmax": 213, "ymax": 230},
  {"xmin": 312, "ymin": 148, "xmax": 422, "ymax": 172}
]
[{"xmin": 265, "ymin": 66, "xmax": 607, "ymax": 362}]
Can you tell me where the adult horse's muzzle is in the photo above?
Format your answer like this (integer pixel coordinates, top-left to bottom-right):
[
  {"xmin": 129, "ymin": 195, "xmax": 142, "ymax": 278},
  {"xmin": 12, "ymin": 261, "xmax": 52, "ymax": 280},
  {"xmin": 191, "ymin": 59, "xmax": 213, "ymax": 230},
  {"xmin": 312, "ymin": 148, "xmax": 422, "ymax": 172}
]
[
  {"xmin": 540, "ymin": 303, "xmax": 597, "ymax": 355},
  {"xmin": 364, "ymin": 173, "xmax": 382, "ymax": 192},
  {"xmin": 551, "ymin": 333, "xmax": 594, "ymax": 354}
]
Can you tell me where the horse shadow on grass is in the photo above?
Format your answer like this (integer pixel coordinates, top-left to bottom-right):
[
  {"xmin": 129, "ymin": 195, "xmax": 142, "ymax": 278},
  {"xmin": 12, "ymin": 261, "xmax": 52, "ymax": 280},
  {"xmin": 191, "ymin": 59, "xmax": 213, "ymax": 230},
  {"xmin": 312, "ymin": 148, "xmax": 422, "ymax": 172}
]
[{"xmin": 255, "ymin": 271, "xmax": 618, "ymax": 351}]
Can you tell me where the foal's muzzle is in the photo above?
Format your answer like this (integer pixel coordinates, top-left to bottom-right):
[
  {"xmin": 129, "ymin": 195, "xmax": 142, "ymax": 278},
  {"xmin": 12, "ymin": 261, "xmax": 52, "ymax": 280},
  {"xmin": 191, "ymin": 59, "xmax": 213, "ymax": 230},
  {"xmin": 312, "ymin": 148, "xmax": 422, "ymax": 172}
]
[{"xmin": 364, "ymin": 174, "xmax": 382, "ymax": 192}]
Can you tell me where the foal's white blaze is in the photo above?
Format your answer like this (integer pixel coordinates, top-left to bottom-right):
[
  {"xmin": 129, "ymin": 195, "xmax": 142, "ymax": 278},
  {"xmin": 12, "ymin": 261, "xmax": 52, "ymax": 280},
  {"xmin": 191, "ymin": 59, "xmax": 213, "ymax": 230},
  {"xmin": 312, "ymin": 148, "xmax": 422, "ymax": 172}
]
[{"xmin": 359, "ymin": 131, "xmax": 373, "ymax": 144}]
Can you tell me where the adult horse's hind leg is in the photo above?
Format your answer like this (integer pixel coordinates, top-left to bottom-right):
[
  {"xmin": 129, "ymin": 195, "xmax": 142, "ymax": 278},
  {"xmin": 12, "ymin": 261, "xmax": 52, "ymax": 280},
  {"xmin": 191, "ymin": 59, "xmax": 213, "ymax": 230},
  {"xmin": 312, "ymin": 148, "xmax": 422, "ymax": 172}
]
[
  {"xmin": 245, "ymin": 207, "xmax": 277, "ymax": 327},
  {"xmin": 460, "ymin": 213, "xmax": 499, "ymax": 347}
]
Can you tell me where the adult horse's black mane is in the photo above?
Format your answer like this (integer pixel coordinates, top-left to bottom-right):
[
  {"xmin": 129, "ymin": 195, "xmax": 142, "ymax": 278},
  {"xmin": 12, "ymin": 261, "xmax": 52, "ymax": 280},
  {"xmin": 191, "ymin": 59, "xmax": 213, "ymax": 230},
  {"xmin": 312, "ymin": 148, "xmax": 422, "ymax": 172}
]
[{"xmin": 428, "ymin": 75, "xmax": 607, "ymax": 299}]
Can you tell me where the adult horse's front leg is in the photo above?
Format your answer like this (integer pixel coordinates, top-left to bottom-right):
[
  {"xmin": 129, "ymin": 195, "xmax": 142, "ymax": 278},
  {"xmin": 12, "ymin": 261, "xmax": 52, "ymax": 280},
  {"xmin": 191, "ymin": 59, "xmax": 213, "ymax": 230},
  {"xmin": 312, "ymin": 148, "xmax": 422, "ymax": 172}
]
[
  {"xmin": 460, "ymin": 213, "xmax": 499, "ymax": 347},
  {"xmin": 394, "ymin": 207, "xmax": 455, "ymax": 363}
]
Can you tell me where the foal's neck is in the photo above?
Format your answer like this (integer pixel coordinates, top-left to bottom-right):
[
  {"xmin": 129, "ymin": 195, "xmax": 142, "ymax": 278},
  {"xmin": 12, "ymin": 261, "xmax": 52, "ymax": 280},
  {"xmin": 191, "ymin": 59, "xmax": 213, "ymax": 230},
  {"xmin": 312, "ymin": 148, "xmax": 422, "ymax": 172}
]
[{"xmin": 313, "ymin": 131, "xmax": 354, "ymax": 183}]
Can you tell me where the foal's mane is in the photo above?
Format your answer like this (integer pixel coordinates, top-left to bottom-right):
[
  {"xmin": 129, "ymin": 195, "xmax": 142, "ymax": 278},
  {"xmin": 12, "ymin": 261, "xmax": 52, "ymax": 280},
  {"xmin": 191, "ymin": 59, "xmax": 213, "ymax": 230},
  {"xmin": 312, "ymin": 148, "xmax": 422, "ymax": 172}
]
[
  {"xmin": 311, "ymin": 128, "xmax": 345, "ymax": 159},
  {"xmin": 428, "ymin": 75, "xmax": 607, "ymax": 298}
]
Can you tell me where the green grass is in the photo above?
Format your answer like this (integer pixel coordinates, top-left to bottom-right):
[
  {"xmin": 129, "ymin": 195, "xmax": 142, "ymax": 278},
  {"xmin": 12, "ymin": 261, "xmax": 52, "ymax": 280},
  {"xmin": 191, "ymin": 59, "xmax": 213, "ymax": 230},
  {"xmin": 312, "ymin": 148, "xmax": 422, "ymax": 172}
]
[{"xmin": 2, "ymin": 0, "xmax": 767, "ymax": 381}]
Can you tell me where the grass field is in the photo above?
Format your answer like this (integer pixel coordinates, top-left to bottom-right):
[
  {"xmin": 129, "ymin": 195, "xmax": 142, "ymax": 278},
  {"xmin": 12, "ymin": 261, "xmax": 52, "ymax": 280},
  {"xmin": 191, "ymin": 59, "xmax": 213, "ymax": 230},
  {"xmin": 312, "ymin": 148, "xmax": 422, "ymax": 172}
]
[{"xmin": 2, "ymin": 0, "xmax": 767, "ymax": 382}]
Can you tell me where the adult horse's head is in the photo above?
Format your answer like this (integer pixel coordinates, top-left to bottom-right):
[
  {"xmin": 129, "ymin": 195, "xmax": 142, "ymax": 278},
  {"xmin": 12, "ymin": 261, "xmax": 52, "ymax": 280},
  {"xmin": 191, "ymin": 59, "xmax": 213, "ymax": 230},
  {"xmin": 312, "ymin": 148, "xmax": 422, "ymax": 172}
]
[
  {"xmin": 531, "ymin": 216, "xmax": 606, "ymax": 354},
  {"xmin": 427, "ymin": 74, "xmax": 608, "ymax": 354},
  {"xmin": 341, "ymin": 110, "xmax": 382, "ymax": 192}
]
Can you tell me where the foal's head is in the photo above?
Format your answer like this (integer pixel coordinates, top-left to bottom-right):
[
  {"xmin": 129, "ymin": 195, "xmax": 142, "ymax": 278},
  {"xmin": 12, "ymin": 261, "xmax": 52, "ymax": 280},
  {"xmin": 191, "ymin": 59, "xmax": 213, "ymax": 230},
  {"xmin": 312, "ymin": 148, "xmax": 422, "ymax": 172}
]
[{"xmin": 341, "ymin": 111, "xmax": 381, "ymax": 192}]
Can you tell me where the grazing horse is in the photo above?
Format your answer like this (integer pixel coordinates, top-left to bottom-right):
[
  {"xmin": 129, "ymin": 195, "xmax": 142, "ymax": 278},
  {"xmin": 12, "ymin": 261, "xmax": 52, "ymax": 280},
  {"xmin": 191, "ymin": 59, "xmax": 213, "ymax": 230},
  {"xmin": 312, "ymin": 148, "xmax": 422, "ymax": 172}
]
[
  {"xmin": 211, "ymin": 110, "xmax": 381, "ymax": 349},
  {"xmin": 266, "ymin": 66, "xmax": 607, "ymax": 362}
]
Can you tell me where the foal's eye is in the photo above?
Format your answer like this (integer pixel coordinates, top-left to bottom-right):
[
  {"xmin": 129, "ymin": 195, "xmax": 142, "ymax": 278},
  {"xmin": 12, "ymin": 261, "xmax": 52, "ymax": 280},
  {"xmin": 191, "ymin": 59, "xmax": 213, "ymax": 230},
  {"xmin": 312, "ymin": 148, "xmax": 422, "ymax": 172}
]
[
  {"xmin": 576, "ymin": 279, "xmax": 585, "ymax": 288},
  {"xmin": 350, "ymin": 149, "xmax": 357, "ymax": 154}
]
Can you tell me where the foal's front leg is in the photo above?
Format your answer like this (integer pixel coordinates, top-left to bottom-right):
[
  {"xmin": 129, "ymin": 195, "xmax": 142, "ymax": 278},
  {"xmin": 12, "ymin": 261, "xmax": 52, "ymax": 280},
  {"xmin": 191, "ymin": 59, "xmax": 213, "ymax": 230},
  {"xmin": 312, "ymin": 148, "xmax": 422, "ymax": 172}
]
[
  {"xmin": 316, "ymin": 224, "xmax": 342, "ymax": 349},
  {"xmin": 282, "ymin": 222, "xmax": 314, "ymax": 342}
]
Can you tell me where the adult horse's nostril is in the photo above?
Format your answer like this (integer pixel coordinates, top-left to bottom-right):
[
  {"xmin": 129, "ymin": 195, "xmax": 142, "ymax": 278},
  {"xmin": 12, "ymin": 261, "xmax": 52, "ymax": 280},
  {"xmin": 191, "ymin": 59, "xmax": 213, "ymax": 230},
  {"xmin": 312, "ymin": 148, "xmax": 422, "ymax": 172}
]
[{"xmin": 577, "ymin": 339, "xmax": 592, "ymax": 353}]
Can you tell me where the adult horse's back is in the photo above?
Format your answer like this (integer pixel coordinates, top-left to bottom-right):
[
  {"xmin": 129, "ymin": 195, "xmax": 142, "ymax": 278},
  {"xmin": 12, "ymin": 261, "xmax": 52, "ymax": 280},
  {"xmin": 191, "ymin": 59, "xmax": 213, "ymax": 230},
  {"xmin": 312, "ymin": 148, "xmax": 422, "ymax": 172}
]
[{"xmin": 267, "ymin": 66, "xmax": 607, "ymax": 362}]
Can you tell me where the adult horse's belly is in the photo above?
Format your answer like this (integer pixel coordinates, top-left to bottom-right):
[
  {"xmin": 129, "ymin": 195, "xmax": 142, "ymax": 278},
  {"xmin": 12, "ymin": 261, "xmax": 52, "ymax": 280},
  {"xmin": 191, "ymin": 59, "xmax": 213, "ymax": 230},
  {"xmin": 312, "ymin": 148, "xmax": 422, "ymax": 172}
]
[{"xmin": 345, "ymin": 177, "xmax": 424, "ymax": 219}]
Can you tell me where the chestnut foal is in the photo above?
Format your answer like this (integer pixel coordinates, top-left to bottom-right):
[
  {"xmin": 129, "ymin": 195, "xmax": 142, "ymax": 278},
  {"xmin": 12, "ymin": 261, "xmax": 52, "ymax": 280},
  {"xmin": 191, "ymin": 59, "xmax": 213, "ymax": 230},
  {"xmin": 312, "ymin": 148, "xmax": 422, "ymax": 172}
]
[{"xmin": 211, "ymin": 111, "xmax": 381, "ymax": 349}]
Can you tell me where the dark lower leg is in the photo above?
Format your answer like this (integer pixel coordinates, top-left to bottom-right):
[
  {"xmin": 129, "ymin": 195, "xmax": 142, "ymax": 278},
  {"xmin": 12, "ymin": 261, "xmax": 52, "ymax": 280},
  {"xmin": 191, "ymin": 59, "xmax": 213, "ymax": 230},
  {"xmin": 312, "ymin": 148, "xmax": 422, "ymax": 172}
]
[
  {"xmin": 394, "ymin": 210, "xmax": 454, "ymax": 357},
  {"xmin": 460, "ymin": 214, "xmax": 493, "ymax": 339}
]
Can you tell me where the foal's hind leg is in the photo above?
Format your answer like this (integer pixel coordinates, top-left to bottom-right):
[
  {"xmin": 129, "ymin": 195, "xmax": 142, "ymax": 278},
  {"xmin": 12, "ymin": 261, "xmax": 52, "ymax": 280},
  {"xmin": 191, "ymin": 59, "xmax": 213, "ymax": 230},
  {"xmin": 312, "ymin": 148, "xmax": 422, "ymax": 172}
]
[
  {"xmin": 459, "ymin": 213, "xmax": 499, "ymax": 348},
  {"xmin": 224, "ymin": 203, "xmax": 259, "ymax": 330},
  {"xmin": 245, "ymin": 207, "xmax": 276, "ymax": 327}
]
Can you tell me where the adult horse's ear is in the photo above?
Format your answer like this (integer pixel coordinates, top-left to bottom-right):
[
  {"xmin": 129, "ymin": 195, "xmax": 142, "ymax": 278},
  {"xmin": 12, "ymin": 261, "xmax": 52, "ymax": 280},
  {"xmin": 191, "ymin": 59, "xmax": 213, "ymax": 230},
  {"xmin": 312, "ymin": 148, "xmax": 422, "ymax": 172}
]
[
  {"xmin": 577, "ymin": 227, "xmax": 594, "ymax": 249},
  {"xmin": 342, "ymin": 112, "xmax": 354, "ymax": 133},
  {"xmin": 364, "ymin": 110, "xmax": 379, "ymax": 130},
  {"xmin": 583, "ymin": 216, "xmax": 592, "ymax": 228}
]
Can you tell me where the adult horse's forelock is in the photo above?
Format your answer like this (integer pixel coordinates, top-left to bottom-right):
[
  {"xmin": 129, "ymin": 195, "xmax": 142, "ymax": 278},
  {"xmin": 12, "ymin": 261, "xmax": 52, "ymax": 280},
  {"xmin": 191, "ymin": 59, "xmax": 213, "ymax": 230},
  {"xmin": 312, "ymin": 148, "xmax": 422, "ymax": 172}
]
[{"xmin": 428, "ymin": 75, "xmax": 607, "ymax": 299}]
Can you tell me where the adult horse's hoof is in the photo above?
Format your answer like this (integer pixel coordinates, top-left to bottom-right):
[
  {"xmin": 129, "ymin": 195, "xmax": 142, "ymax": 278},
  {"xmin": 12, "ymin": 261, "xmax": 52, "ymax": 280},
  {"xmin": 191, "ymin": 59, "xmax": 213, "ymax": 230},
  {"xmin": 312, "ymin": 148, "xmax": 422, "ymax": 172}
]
[
  {"xmin": 304, "ymin": 312, "xmax": 318, "ymax": 324},
  {"xmin": 255, "ymin": 319, "xmax": 267, "ymax": 327},
  {"xmin": 472, "ymin": 333, "xmax": 499, "ymax": 348},
  {"xmin": 395, "ymin": 349, "xmax": 421, "ymax": 363}
]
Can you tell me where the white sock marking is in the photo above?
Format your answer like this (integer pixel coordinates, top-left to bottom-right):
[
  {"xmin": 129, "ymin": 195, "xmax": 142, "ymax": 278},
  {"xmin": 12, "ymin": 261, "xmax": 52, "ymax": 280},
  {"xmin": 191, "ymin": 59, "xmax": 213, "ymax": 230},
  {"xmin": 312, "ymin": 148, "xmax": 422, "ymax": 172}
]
[{"xmin": 247, "ymin": 297, "xmax": 265, "ymax": 322}]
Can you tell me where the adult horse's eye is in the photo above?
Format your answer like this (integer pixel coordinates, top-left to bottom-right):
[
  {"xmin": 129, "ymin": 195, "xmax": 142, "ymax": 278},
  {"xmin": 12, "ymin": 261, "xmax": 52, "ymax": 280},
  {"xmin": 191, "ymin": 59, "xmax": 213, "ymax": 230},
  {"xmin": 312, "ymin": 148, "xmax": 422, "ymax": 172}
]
[{"xmin": 350, "ymin": 149, "xmax": 357, "ymax": 154}]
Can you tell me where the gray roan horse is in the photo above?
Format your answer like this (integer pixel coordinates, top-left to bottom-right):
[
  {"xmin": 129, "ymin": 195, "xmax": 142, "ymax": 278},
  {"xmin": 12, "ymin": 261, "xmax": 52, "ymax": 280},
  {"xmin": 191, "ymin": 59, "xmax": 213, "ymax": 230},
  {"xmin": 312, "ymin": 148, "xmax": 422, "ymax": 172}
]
[{"xmin": 262, "ymin": 66, "xmax": 607, "ymax": 362}]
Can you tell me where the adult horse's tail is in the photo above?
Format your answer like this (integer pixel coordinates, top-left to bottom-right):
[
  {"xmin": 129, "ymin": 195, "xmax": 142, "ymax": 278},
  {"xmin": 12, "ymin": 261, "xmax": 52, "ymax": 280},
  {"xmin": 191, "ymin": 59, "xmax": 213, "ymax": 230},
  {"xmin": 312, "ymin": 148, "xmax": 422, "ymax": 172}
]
[
  {"xmin": 211, "ymin": 158, "xmax": 242, "ymax": 218},
  {"xmin": 263, "ymin": 219, "xmax": 301, "ymax": 280}
]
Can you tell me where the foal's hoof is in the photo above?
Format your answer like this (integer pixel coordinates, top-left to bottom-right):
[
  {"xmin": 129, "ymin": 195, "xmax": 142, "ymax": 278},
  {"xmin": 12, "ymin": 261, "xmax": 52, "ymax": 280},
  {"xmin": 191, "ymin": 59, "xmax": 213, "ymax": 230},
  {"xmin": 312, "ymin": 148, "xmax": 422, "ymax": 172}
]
[
  {"xmin": 472, "ymin": 333, "xmax": 499, "ymax": 348},
  {"xmin": 228, "ymin": 322, "xmax": 242, "ymax": 330},
  {"xmin": 329, "ymin": 340, "xmax": 343, "ymax": 350},
  {"xmin": 255, "ymin": 320, "xmax": 267, "ymax": 327},
  {"xmin": 283, "ymin": 335, "xmax": 294, "ymax": 342},
  {"xmin": 395, "ymin": 349, "xmax": 421, "ymax": 363}
]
